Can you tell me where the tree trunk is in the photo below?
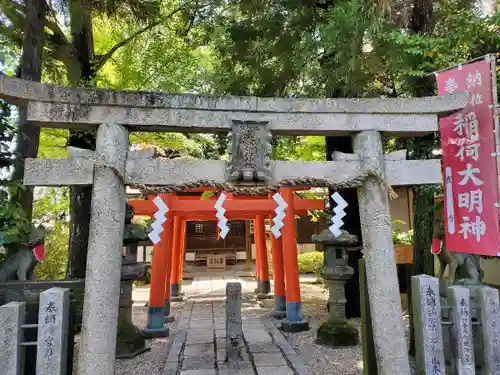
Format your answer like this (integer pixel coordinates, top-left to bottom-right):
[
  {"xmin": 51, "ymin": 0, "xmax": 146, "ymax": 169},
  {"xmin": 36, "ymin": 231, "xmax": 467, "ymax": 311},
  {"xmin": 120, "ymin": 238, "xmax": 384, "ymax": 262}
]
[
  {"xmin": 9, "ymin": 0, "xmax": 45, "ymax": 247},
  {"xmin": 326, "ymin": 136, "xmax": 362, "ymax": 318},
  {"xmin": 407, "ymin": 0, "xmax": 436, "ymax": 356},
  {"xmin": 65, "ymin": 3, "xmax": 97, "ymax": 279}
]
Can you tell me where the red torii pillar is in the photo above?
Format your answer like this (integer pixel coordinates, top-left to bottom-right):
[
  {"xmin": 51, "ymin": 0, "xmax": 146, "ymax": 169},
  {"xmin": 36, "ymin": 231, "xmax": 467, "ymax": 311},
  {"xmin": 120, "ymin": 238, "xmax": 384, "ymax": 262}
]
[
  {"xmin": 280, "ymin": 187, "xmax": 309, "ymax": 332},
  {"xmin": 142, "ymin": 208, "xmax": 172, "ymax": 337},
  {"xmin": 270, "ymin": 211, "xmax": 286, "ymax": 319},
  {"xmin": 254, "ymin": 214, "xmax": 271, "ymax": 298},
  {"xmin": 164, "ymin": 216, "xmax": 180, "ymax": 322},
  {"xmin": 171, "ymin": 219, "xmax": 186, "ymax": 301}
]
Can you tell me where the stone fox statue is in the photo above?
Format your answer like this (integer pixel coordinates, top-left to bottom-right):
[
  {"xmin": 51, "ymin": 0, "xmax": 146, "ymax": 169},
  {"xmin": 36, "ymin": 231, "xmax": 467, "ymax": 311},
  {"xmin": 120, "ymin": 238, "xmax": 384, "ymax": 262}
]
[
  {"xmin": 0, "ymin": 226, "xmax": 46, "ymax": 281},
  {"xmin": 432, "ymin": 216, "xmax": 483, "ymax": 284}
]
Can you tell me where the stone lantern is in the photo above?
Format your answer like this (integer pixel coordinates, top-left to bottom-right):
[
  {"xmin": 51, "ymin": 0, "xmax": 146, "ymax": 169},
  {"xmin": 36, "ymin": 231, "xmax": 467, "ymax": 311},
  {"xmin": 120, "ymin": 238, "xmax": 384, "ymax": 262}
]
[
  {"xmin": 116, "ymin": 204, "xmax": 151, "ymax": 359},
  {"xmin": 312, "ymin": 228, "xmax": 360, "ymax": 346}
]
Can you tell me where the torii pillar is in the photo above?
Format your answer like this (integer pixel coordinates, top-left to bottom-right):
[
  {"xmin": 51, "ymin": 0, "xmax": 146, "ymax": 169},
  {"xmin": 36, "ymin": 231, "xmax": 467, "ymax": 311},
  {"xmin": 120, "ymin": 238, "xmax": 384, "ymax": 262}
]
[
  {"xmin": 142, "ymin": 213, "xmax": 172, "ymax": 337},
  {"xmin": 280, "ymin": 188, "xmax": 309, "ymax": 332},
  {"xmin": 270, "ymin": 212, "xmax": 286, "ymax": 319},
  {"xmin": 171, "ymin": 219, "xmax": 186, "ymax": 301},
  {"xmin": 254, "ymin": 215, "xmax": 271, "ymax": 298},
  {"xmin": 164, "ymin": 216, "xmax": 178, "ymax": 323}
]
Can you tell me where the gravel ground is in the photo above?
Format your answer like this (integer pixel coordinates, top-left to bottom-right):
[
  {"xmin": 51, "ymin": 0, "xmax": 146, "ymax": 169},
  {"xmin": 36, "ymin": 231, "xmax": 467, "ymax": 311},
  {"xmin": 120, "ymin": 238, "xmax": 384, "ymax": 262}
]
[
  {"xmin": 261, "ymin": 279, "xmax": 416, "ymax": 375},
  {"xmin": 72, "ymin": 300, "xmax": 185, "ymax": 375}
]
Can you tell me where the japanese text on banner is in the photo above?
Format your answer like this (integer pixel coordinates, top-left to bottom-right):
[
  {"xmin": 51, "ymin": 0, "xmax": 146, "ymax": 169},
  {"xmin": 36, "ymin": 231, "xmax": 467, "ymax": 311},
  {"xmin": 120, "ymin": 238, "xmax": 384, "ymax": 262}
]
[{"xmin": 436, "ymin": 59, "xmax": 500, "ymax": 256}]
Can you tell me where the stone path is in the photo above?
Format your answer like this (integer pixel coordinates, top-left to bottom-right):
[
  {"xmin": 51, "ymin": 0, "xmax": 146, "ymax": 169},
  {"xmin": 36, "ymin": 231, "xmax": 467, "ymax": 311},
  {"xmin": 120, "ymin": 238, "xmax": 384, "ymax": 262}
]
[{"xmin": 163, "ymin": 278, "xmax": 311, "ymax": 375}]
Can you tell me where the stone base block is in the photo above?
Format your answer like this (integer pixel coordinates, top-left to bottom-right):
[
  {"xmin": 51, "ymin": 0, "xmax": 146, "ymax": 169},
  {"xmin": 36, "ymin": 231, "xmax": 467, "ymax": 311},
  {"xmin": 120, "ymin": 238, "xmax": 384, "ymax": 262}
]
[
  {"xmin": 139, "ymin": 326, "xmax": 170, "ymax": 338},
  {"xmin": 115, "ymin": 345, "xmax": 151, "ymax": 359},
  {"xmin": 164, "ymin": 315, "xmax": 175, "ymax": 323},
  {"xmin": 257, "ymin": 293, "xmax": 273, "ymax": 300},
  {"xmin": 281, "ymin": 319, "xmax": 309, "ymax": 333},
  {"xmin": 316, "ymin": 321, "xmax": 359, "ymax": 347},
  {"xmin": 171, "ymin": 295, "xmax": 184, "ymax": 302},
  {"xmin": 272, "ymin": 310, "xmax": 287, "ymax": 320}
]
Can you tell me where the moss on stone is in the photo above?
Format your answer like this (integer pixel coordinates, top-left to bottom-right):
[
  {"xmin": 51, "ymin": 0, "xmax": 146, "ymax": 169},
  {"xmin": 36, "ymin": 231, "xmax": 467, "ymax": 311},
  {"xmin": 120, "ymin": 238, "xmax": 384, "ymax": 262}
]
[{"xmin": 316, "ymin": 320, "xmax": 359, "ymax": 347}]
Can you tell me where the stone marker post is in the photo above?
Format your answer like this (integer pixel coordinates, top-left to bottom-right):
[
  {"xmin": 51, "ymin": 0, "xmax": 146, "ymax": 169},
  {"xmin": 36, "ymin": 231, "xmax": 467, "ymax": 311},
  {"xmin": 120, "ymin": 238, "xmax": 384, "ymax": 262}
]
[
  {"xmin": 78, "ymin": 123, "xmax": 128, "ymax": 375},
  {"xmin": 226, "ymin": 282, "xmax": 243, "ymax": 365},
  {"xmin": 448, "ymin": 286, "xmax": 475, "ymax": 375},
  {"xmin": 36, "ymin": 287, "xmax": 70, "ymax": 375},
  {"xmin": 478, "ymin": 286, "xmax": 500, "ymax": 375},
  {"xmin": 0, "ymin": 301, "xmax": 25, "ymax": 375},
  {"xmin": 411, "ymin": 275, "xmax": 446, "ymax": 375},
  {"xmin": 353, "ymin": 131, "xmax": 410, "ymax": 375}
]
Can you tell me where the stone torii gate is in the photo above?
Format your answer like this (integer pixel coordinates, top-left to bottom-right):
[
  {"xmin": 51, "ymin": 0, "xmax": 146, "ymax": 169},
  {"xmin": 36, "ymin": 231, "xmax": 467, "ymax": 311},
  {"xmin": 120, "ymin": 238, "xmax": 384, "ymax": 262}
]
[{"xmin": 0, "ymin": 75, "xmax": 465, "ymax": 375}]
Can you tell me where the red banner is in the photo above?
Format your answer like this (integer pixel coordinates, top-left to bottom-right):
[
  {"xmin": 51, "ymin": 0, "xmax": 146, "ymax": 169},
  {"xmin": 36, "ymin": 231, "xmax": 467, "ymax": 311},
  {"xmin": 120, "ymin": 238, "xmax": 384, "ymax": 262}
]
[{"xmin": 436, "ymin": 59, "xmax": 500, "ymax": 256}]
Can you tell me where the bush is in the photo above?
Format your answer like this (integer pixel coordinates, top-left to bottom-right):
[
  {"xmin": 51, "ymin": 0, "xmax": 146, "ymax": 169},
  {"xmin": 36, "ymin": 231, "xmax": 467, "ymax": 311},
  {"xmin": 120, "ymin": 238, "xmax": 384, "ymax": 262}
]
[
  {"xmin": 317, "ymin": 320, "xmax": 359, "ymax": 347},
  {"xmin": 297, "ymin": 251, "xmax": 324, "ymax": 275}
]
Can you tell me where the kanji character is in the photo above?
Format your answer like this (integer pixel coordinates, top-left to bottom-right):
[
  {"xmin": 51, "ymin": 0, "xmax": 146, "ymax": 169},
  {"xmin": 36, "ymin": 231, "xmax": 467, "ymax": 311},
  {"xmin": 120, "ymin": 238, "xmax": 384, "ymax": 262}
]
[
  {"xmin": 469, "ymin": 92, "xmax": 483, "ymax": 106},
  {"xmin": 466, "ymin": 70, "xmax": 482, "ymax": 89},
  {"xmin": 455, "ymin": 139, "xmax": 480, "ymax": 161},
  {"xmin": 458, "ymin": 189, "xmax": 483, "ymax": 213},
  {"xmin": 453, "ymin": 112, "xmax": 479, "ymax": 142},
  {"xmin": 459, "ymin": 216, "xmax": 486, "ymax": 242},
  {"xmin": 458, "ymin": 164, "xmax": 483, "ymax": 186},
  {"xmin": 444, "ymin": 77, "xmax": 459, "ymax": 94}
]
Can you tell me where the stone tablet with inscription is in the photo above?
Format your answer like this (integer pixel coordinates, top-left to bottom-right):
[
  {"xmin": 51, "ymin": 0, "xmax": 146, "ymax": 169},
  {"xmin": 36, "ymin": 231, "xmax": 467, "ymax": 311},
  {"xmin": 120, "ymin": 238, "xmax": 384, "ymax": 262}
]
[
  {"xmin": 411, "ymin": 275, "xmax": 446, "ymax": 375},
  {"xmin": 479, "ymin": 286, "xmax": 500, "ymax": 375},
  {"xmin": 36, "ymin": 287, "xmax": 70, "ymax": 375},
  {"xmin": 226, "ymin": 282, "xmax": 243, "ymax": 364},
  {"xmin": 448, "ymin": 286, "xmax": 475, "ymax": 375}
]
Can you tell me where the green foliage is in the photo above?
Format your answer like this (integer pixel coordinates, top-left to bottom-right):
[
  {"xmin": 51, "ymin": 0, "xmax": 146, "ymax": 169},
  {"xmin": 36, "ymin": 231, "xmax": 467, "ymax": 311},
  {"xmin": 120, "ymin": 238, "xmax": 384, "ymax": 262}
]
[
  {"xmin": 33, "ymin": 188, "xmax": 70, "ymax": 280},
  {"xmin": 393, "ymin": 229, "xmax": 414, "ymax": 245},
  {"xmin": 297, "ymin": 251, "xmax": 324, "ymax": 275},
  {"xmin": 317, "ymin": 320, "xmax": 359, "ymax": 347}
]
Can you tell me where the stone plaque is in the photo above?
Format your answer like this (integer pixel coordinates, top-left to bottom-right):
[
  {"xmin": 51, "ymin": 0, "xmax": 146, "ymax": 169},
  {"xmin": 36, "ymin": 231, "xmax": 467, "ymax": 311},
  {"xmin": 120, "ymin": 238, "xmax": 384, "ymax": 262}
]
[
  {"xmin": 227, "ymin": 121, "xmax": 271, "ymax": 183},
  {"xmin": 207, "ymin": 254, "xmax": 226, "ymax": 269},
  {"xmin": 226, "ymin": 282, "xmax": 243, "ymax": 365},
  {"xmin": 479, "ymin": 286, "xmax": 500, "ymax": 375},
  {"xmin": 411, "ymin": 275, "xmax": 445, "ymax": 375},
  {"xmin": 0, "ymin": 301, "xmax": 25, "ymax": 375},
  {"xmin": 448, "ymin": 286, "xmax": 475, "ymax": 375},
  {"xmin": 36, "ymin": 287, "xmax": 70, "ymax": 375}
]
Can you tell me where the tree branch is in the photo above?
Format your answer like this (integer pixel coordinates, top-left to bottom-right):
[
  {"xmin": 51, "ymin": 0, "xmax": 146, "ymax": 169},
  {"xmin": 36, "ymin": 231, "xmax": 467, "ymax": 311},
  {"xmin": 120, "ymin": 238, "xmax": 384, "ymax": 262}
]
[{"xmin": 94, "ymin": 6, "xmax": 185, "ymax": 71}]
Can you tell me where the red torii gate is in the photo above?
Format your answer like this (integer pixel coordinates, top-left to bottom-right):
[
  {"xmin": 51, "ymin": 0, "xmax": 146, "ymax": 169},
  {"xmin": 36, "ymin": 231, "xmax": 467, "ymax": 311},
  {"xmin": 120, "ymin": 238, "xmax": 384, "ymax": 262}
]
[{"xmin": 129, "ymin": 188, "xmax": 324, "ymax": 335}]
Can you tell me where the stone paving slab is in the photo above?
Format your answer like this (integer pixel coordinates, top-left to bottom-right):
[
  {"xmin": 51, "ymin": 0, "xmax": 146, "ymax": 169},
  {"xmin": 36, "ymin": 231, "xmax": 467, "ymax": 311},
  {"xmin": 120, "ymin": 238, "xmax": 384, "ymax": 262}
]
[
  {"xmin": 252, "ymin": 353, "xmax": 288, "ymax": 367},
  {"xmin": 256, "ymin": 367, "xmax": 294, "ymax": 375},
  {"xmin": 182, "ymin": 356, "xmax": 215, "ymax": 370},
  {"xmin": 184, "ymin": 343, "xmax": 215, "ymax": 357},
  {"xmin": 180, "ymin": 370, "xmax": 216, "ymax": 375}
]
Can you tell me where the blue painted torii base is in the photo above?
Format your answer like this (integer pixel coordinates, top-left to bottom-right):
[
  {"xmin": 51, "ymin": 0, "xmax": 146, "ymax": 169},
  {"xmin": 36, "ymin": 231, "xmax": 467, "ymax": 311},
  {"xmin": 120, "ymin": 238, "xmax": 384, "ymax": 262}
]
[
  {"xmin": 273, "ymin": 296, "xmax": 287, "ymax": 319},
  {"xmin": 164, "ymin": 299, "xmax": 175, "ymax": 323},
  {"xmin": 141, "ymin": 307, "xmax": 169, "ymax": 338},
  {"xmin": 171, "ymin": 283, "xmax": 184, "ymax": 301},
  {"xmin": 281, "ymin": 301, "xmax": 309, "ymax": 332}
]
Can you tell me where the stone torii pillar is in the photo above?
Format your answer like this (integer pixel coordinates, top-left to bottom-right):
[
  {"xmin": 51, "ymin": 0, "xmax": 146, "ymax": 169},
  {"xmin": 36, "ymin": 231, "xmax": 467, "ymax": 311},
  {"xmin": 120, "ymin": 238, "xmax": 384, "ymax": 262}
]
[
  {"xmin": 78, "ymin": 124, "xmax": 128, "ymax": 375},
  {"xmin": 353, "ymin": 131, "xmax": 410, "ymax": 375}
]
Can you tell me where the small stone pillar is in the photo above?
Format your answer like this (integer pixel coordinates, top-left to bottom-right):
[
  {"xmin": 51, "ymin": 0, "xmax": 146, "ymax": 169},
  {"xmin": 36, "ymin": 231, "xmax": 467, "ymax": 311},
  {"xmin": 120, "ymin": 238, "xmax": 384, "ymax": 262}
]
[
  {"xmin": 0, "ymin": 301, "xmax": 25, "ymax": 375},
  {"xmin": 78, "ymin": 123, "xmax": 128, "ymax": 375},
  {"xmin": 36, "ymin": 287, "xmax": 70, "ymax": 375},
  {"xmin": 312, "ymin": 228, "xmax": 359, "ymax": 346},
  {"xmin": 226, "ymin": 282, "xmax": 244, "ymax": 367}
]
